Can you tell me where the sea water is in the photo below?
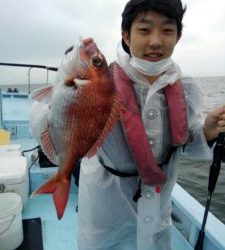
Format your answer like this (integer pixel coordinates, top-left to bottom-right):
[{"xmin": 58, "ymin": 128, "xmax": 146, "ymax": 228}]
[{"xmin": 178, "ymin": 76, "xmax": 225, "ymax": 224}]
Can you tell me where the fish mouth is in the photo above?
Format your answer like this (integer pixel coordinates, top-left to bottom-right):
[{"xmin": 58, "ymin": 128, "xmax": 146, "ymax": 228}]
[
  {"xmin": 78, "ymin": 37, "xmax": 94, "ymax": 51},
  {"xmin": 81, "ymin": 37, "xmax": 94, "ymax": 47}
]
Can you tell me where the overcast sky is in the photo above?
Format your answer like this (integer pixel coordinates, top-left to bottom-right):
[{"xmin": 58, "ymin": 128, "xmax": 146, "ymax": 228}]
[{"xmin": 0, "ymin": 0, "xmax": 225, "ymax": 85}]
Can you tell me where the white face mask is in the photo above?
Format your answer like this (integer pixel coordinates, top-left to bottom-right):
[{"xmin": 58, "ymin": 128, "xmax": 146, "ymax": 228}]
[{"xmin": 130, "ymin": 55, "xmax": 174, "ymax": 76}]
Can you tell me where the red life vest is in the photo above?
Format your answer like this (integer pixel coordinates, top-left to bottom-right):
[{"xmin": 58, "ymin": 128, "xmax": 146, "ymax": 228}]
[{"xmin": 111, "ymin": 63, "xmax": 188, "ymax": 185}]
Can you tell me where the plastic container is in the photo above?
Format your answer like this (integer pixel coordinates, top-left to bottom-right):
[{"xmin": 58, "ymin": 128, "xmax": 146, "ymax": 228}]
[
  {"xmin": 0, "ymin": 129, "xmax": 10, "ymax": 146},
  {"xmin": 0, "ymin": 156, "xmax": 29, "ymax": 206},
  {"xmin": 0, "ymin": 192, "xmax": 23, "ymax": 250},
  {"xmin": 0, "ymin": 144, "xmax": 21, "ymax": 156}
]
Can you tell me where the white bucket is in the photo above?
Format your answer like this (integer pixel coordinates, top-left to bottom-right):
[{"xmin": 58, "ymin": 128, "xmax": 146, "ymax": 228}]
[
  {"xmin": 0, "ymin": 192, "xmax": 23, "ymax": 250},
  {"xmin": 0, "ymin": 156, "xmax": 29, "ymax": 206}
]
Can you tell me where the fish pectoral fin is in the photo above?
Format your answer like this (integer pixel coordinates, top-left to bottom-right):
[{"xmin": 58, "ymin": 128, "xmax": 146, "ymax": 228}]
[
  {"xmin": 87, "ymin": 94, "xmax": 124, "ymax": 157},
  {"xmin": 40, "ymin": 128, "xmax": 58, "ymax": 165},
  {"xmin": 31, "ymin": 85, "xmax": 53, "ymax": 102}
]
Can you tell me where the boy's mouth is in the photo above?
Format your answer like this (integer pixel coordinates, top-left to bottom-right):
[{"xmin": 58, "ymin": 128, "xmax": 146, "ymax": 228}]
[{"xmin": 144, "ymin": 53, "xmax": 163, "ymax": 61}]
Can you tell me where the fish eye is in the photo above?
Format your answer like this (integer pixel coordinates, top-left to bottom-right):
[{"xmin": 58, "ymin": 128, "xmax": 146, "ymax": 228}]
[{"xmin": 91, "ymin": 56, "xmax": 103, "ymax": 68}]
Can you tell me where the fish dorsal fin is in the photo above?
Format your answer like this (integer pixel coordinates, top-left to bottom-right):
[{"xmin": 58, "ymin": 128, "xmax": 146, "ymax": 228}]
[
  {"xmin": 87, "ymin": 94, "xmax": 123, "ymax": 157},
  {"xmin": 31, "ymin": 85, "xmax": 53, "ymax": 103},
  {"xmin": 40, "ymin": 128, "xmax": 58, "ymax": 164}
]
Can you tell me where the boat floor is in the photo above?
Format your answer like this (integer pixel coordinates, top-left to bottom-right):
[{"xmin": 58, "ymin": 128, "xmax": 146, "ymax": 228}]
[
  {"xmin": 19, "ymin": 192, "xmax": 79, "ymax": 250},
  {"xmin": 17, "ymin": 192, "xmax": 193, "ymax": 250},
  {"xmin": 17, "ymin": 218, "xmax": 43, "ymax": 250}
]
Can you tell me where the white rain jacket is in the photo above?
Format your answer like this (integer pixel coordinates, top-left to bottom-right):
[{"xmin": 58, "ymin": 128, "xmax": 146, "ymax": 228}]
[{"xmin": 76, "ymin": 45, "xmax": 212, "ymax": 250}]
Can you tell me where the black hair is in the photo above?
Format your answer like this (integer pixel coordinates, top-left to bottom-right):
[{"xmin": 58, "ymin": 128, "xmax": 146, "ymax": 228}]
[{"xmin": 121, "ymin": 0, "xmax": 186, "ymax": 54}]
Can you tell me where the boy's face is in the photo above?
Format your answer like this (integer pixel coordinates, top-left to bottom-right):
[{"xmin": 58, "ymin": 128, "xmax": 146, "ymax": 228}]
[{"xmin": 122, "ymin": 10, "xmax": 180, "ymax": 61}]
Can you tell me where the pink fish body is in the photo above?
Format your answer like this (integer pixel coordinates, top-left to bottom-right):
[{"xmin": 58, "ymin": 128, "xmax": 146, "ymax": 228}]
[{"xmin": 32, "ymin": 38, "xmax": 123, "ymax": 219}]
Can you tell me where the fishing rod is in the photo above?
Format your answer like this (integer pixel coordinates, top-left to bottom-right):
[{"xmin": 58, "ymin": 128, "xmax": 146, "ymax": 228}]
[
  {"xmin": 0, "ymin": 44, "xmax": 73, "ymax": 70},
  {"xmin": 195, "ymin": 132, "xmax": 225, "ymax": 250},
  {"xmin": 0, "ymin": 62, "xmax": 58, "ymax": 71}
]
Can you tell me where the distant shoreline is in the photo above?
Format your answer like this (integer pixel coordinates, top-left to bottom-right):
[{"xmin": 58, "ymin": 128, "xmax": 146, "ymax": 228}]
[
  {"xmin": 0, "ymin": 75, "xmax": 225, "ymax": 93},
  {"xmin": 0, "ymin": 83, "xmax": 47, "ymax": 93}
]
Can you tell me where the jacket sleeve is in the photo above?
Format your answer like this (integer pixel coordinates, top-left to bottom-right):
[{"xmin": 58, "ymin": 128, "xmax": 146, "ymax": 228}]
[{"xmin": 180, "ymin": 77, "xmax": 212, "ymax": 161}]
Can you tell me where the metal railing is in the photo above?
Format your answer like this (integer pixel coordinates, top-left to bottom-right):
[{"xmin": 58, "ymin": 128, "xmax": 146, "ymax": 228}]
[
  {"xmin": 0, "ymin": 62, "xmax": 58, "ymax": 71},
  {"xmin": 0, "ymin": 62, "xmax": 58, "ymax": 94},
  {"xmin": 0, "ymin": 89, "xmax": 3, "ymax": 129}
]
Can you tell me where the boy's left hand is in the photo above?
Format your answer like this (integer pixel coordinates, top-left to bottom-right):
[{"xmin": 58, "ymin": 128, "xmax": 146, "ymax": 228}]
[{"xmin": 204, "ymin": 105, "xmax": 225, "ymax": 141}]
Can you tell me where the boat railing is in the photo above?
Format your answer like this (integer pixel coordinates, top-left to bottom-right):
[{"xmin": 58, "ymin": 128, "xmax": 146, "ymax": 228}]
[
  {"xmin": 0, "ymin": 62, "xmax": 58, "ymax": 94},
  {"xmin": 0, "ymin": 89, "xmax": 4, "ymax": 129},
  {"xmin": 2, "ymin": 92, "xmax": 29, "ymax": 99},
  {"xmin": 172, "ymin": 183, "xmax": 225, "ymax": 250},
  {"xmin": 0, "ymin": 87, "xmax": 34, "ymax": 139}
]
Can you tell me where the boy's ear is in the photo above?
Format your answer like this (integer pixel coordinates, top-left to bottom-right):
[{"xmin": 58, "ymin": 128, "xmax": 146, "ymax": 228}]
[{"xmin": 122, "ymin": 31, "xmax": 130, "ymax": 47}]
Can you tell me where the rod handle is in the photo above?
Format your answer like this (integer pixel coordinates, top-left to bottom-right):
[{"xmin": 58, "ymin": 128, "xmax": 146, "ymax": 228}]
[{"xmin": 195, "ymin": 231, "xmax": 205, "ymax": 250}]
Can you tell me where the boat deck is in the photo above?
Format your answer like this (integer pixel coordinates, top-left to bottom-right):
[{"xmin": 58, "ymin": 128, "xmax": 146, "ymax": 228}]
[
  {"xmin": 12, "ymin": 139, "xmax": 224, "ymax": 250},
  {"xmin": 21, "ymin": 193, "xmax": 79, "ymax": 250},
  {"xmin": 1, "ymin": 91, "xmax": 225, "ymax": 250},
  {"xmin": 10, "ymin": 136, "xmax": 190, "ymax": 250},
  {"xmin": 19, "ymin": 186, "xmax": 190, "ymax": 250}
]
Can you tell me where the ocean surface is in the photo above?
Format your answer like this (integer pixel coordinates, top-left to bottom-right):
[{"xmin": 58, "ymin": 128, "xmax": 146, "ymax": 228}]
[
  {"xmin": 177, "ymin": 76, "xmax": 225, "ymax": 224},
  {"xmin": 1, "ymin": 76, "xmax": 225, "ymax": 224}
]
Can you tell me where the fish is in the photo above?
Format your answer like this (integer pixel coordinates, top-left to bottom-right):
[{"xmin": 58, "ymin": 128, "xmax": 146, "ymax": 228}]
[{"xmin": 31, "ymin": 38, "xmax": 123, "ymax": 219}]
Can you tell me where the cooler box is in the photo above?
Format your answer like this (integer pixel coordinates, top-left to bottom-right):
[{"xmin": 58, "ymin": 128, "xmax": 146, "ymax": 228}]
[
  {"xmin": 0, "ymin": 144, "xmax": 22, "ymax": 156},
  {"xmin": 0, "ymin": 156, "xmax": 29, "ymax": 206}
]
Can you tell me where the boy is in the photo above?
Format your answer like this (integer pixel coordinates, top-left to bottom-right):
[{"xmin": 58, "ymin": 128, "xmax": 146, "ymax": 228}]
[
  {"xmin": 77, "ymin": 0, "xmax": 225, "ymax": 249},
  {"xmin": 30, "ymin": 0, "xmax": 225, "ymax": 249}
]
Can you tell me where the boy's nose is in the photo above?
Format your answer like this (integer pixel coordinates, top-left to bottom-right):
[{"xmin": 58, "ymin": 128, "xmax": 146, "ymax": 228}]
[{"xmin": 148, "ymin": 32, "xmax": 162, "ymax": 49}]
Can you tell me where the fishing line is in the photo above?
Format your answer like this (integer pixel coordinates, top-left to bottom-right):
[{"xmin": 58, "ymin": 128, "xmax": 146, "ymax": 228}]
[
  {"xmin": 22, "ymin": 145, "xmax": 40, "ymax": 156},
  {"xmin": 22, "ymin": 145, "xmax": 41, "ymax": 194}
]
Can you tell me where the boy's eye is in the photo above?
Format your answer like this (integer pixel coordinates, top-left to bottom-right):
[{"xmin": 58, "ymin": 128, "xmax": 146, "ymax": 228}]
[
  {"xmin": 138, "ymin": 27, "xmax": 150, "ymax": 33},
  {"xmin": 163, "ymin": 25, "xmax": 176, "ymax": 32},
  {"xmin": 163, "ymin": 28, "xmax": 176, "ymax": 34}
]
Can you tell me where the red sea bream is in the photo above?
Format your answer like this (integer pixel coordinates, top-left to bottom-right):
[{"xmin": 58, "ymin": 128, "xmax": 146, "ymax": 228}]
[{"xmin": 31, "ymin": 38, "xmax": 123, "ymax": 219}]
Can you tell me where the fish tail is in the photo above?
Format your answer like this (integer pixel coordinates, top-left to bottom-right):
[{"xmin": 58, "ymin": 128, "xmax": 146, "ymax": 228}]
[
  {"xmin": 53, "ymin": 179, "xmax": 71, "ymax": 219},
  {"xmin": 32, "ymin": 173, "xmax": 71, "ymax": 219}
]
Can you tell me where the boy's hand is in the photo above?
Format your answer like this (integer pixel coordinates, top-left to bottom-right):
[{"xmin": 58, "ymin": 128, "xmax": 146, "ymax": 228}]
[{"xmin": 204, "ymin": 105, "xmax": 225, "ymax": 141}]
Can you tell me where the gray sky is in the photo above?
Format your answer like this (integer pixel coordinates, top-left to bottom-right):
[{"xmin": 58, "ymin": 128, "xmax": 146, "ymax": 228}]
[{"xmin": 0, "ymin": 0, "xmax": 225, "ymax": 85}]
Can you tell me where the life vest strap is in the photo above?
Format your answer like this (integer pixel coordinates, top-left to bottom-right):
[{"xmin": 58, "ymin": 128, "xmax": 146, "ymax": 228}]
[{"xmin": 98, "ymin": 156, "xmax": 139, "ymax": 177}]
